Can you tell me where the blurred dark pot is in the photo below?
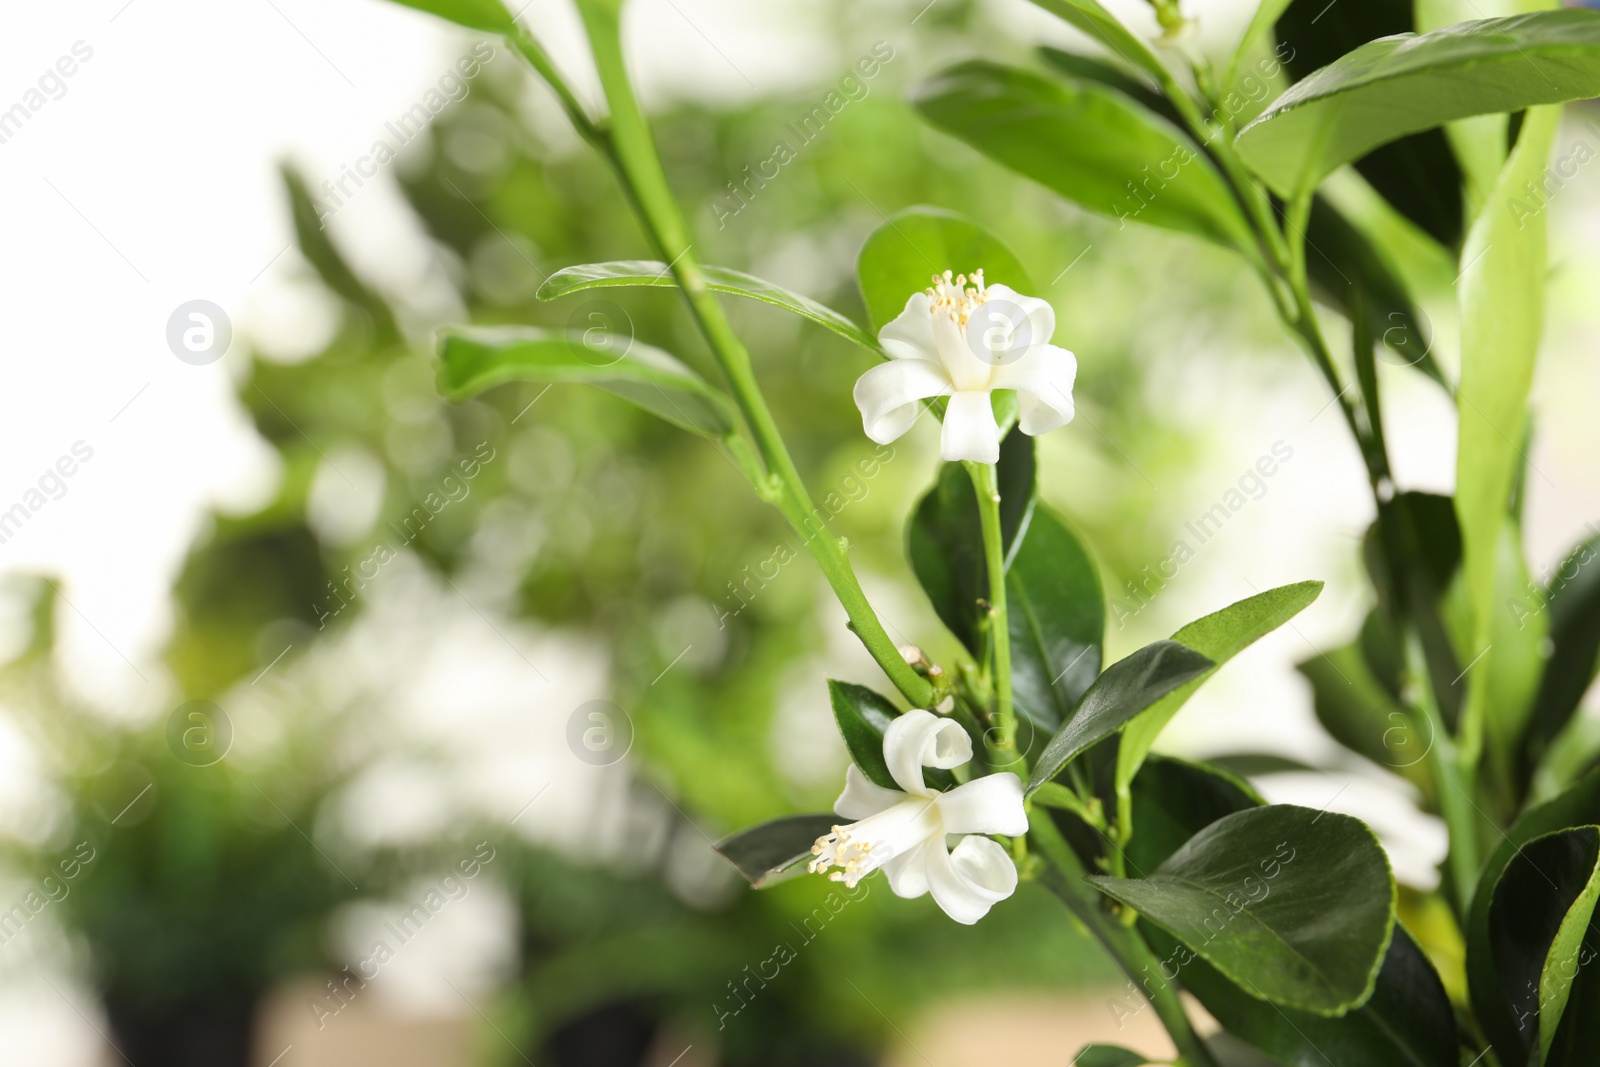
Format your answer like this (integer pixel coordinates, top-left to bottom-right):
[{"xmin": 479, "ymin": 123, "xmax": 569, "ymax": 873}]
[{"xmin": 103, "ymin": 989, "xmax": 258, "ymax": 1067}]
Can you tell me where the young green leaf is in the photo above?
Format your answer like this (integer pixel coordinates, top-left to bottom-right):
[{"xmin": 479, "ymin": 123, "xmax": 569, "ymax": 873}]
[
  {"xmin": 914, "ymin": 62, "xmax": 1257, "ymax": 258},
  {"xmin": 1023, "ymin": 0, "xmax": 1166, "ymax": 81},
  {"xmin": 436, "ymin": 325, "xmax": 737, "ymax": 436},
  {"xmin": 538, "ymin": 260, "xmax": 884, "ymax": 357},
  {"xmin": 1090, "ymin": 805, "xmax": 1397, "ymax": 1015},
  {"xmin": 714, "ymin": 814, "xmax": 839, "ymax": 888},
  {"xmin": 1006, "ymin": 505, "xmax": 1105, "ymax": 732},
  {"xmin": 381, "ymin": 0, "xmax": 515, "ymax": 33},
  {"xmin": 1235, "ymin": 11, "xmax": 1600, "ymax": 197},
  {"xmin": 1455, "ymin": 104, "xmax": 1561, "ymax": 765},
  {"xmin": 1026, "ymin": 640, "xmax": 1214, "ymax": 796},
  {"xmin": 1115, "ymin": 582, "xmax": 1323, "ymax": 809},
  {"xmin": 856, "ymin": 207, "xmax": 1033, "ymax": 333}
]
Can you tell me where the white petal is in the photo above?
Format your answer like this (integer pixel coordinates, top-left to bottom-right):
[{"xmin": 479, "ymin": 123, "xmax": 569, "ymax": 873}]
[
  {"xmin": 933, "ymin": 306, "xmax": 991, "ymax": 392},
  {"xmin": 853, "ymin": 359, "xmax": 950, "ymax": 444},
  {"xmin": 879, "ymin": 291, "xmax": 938, "ymax": 363},
  {"xmin": 934, "ymin": 773, "xmax": 1028, "ymax": 837},
  {"xmin": 880, "ymin": 847, "xmax": 931, "ymax": 899},
  {"xmin": 940, "ymin": 391, "xmax": 1000, "ymax": 463},
  {"xmin": 985, "ymin": 284, "xmax": 1056, "ymax": 350},
  {"xmin": 883, "ymin": 709, "xmax": 972, "ymax": 797},
  {"xmin": 925, "ymin": 835, "xmax": 1019, "ymax": 925},
  {"xmin": 990, "ymin": 344, "xmax": 1077, "ymax": 436},
  {"xmin": 834, "ymin": 763, "xmax": 905, "ymax": 821}
]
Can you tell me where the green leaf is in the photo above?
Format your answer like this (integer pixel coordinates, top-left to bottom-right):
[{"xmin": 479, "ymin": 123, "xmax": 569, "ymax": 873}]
[
  {"xmin": 856, "ymin": 207, "xmax": 1033, "ymax": 333},
  {"xmin": 1235, "ymin": 11, "xmax": 1598, "ymax": 198},
  {"xmin": 1232, "ymin": 0, "xmax": 1295, "ymax": 78},
  {"xmin": 1468, "ymin": 771, "xmax": 1600, "ymax": 1059},
  {"xmin": 1455, "ymin": 103, "xmax": 1561, "ymax": 763},
  {"xmin": 1204, "ymin": 752, "xmax": 1322, "ymax": 779},
  {"xmin": 436, "ymin": 325, "xmax": 737, "ymax": 436},
  {"xmin": 1125, "ymin": 755, "xmax": 1262, "ymax": 875},
  {"xmin": 907, "ymin": 431, "xmax": 1037, "ymax": 657},
  {"xmin": 537, "ymin": 260, "xmax": 884, "ymax": 357},
  {"xmin": 1273, "ymin": 0, "xmax": 1464, "ymax": 245},
  {"xmin": 1006, "ymin": 505, "xmax": 1105, "ymax": 733},
  {"xmin": 1090, "ymin": 805, "xmax": 1396, "ymax": 1015},
  {"xmin": 1480, "ymin": 525, "xmax": 1551, "ymax": 762},
  {"xmin": 714, "ymin": 814, "xmax": 838, "ymax": 888},
  {"xmin": 1023, "ymin": 0, "xmax": 1167, "ymax": 81},
  {"xmin": 380, "ymin": 0, "xmax": 514, "ymax": 33},
  {"xmin": 280, "ymin": 165, "xmax": 401, "ymax": 345},
  {"xmin": 1116, "ymin": 582, "xmax": 1323, "ymax": 810},
  {"xmin": 1026, "ymin": 640, "xmax": 1214, "ymax": 796},
  {"xmin": 1070, "ymin": 1045, "xmax": 1148, "ymax": 1067},
  {"xmin": 1037, "ymin": 47, "xmax": 1176, "ymax": 123},
  {"xmin": 1160, "ymin": 924, "xmax": 1459, "ymax": 1067},
  {"xmin": 914, "ymin": 61, "xmax": 1257, "ymax": 257},
  {"xmin": 1526, "ymin": 531, "xmax": 1600, "ymax": 775},
  {"xmin": 1298, "ymin": 642, "xmax": 1430, "ymax": 789},
  {"xmin": 829, "ymin": 681, "xmax": 902, "ymax": 790},
  {"xmin": 1485, "ymin": 826, "xmax": 1600, "ymax": 1065}
]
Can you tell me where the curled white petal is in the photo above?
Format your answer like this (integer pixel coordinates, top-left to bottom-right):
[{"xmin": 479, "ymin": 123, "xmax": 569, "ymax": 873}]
[
  {"xmin": 883, "ymin": 709, "xmax": 972, "ymax": 796},
  {"xmin": 934, "ymin": 772, "xmax": 1028, "ymax": 837},
  {"xmin": 990, "ymin": 344, "xmax": 1077, "ymax": 436},
  {"xmin": 834, "ymin": 763, "xmax": 905, "ymax": 821},
  {"xmin": 879, "ymin": 847, "xmax": 931, "ymax": 899},
  {"xmin": 853, "ymin": 359, "xmax": 950, "ymax": 445},
  {"xmin": 985, "ymin": 283, "xmax": 1056, "ymax": 353},
  {"xmin": 925, "ymin": 835, "xmax": 1019, "ymax": 925},
  {"xmin": 940, "ymin": 391, "xmax": 1000, "ymax": 463}
]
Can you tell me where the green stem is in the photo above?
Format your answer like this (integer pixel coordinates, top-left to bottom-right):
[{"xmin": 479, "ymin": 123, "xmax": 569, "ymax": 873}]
[
  {"xmin": 967, "ymin": 461, "xmax": 1017, "ymax": 760},
  {"xmin": 520, "ymin": 9, "xmax": 933, "ymax": 708},
  {"xmin": 1030, "ymin": 810, "xmax": 1219, "ymax": 1067},
  {"xmin": 1406, "ymin": 638, "xmax": 1481, "ymax": 921}
]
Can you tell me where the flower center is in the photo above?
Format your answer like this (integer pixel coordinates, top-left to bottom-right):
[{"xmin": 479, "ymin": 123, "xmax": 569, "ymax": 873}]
[
  {"xmin": 926, "ymin": 268, "xmax": 989, "ymax": 329},
  {"xmin": 809, "ymin": 797, "xmax": 942, "ymax": 888}
]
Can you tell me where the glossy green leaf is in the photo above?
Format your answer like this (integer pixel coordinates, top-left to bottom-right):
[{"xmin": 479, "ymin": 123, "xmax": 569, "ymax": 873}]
[
  {"xmin": 1526, "ymin": 531, "xmax": 1600, "ymax": 774},
  {"xmin": 1156, "ymin": 924, "xmax": 1458, "ymax": 1067},
  {"xmin": 1116, "ymin": 582, "xmax": 1323, "ymax": 809},
  {"xmin": 1205, "ymin": 752, "xmax": 1321, "ymax": 779},
  {"xmin": 1485, "ymin": 826, "xmax": 1600, "ymax": 1065},
  {"xmin": 1125, "ymin": 754, "xmax": 1262, "ymax": 874},
  {"xmin": 1468, "ymin": 770, "xmax": 1600, "ymax": 1059},
  {"xmin": 436, "ymin": 325, "xmax": 737, "ymax": 436},
  {"xmin": 1364, "ymin": 491, "xmax": 1466, "ymax": 721},
  {"xmin": 1456, "ymin": 104, "xmax": 1560, "ymax": 763},
  {"xmin": 1236, "ymin": 11, "xmax": 1598, "ymax": 197},
  {"xmin": 381, "ymin": 0, "xmax": 514, "ymax": 32},
  {"xmin": 1037, "ymin": 47, "xmax": 1176, "ymax": 124},
  {"xmin": 1024, "ymin": 0, "xmax": 1166, "ymax": 80},
  {"xmin": 1006, "ymin": 505, "xmax": 1105, "ymax": 733},
  {"xmin": 1026, "ymin": 640, "xmax": 1214, "ymax": 796},
  {"xmin": 907, "ymin": 431, "xmax": 1037, "ymax": 657},
  {"xmin": 537, "ymin": 260, "xmax": 883, "ymax": 357},
  {"xmin": 714, "ymin": 814, "xmax": 838, "ymax": 888},
  {"xmin": 856, "ymin": 207, "xmax": 1033, "ymax": 332},
  {"xmin": 1273, "ymin": 0, "xmax": 1464, "ymax": 245},
  {"xmin": 914, "ymin": 61, "xmax": 1256, "ymax": 256},
  {"xmin": 828, "ymin": 681, "xmax": 902, "ymax": 791},
  {"xmin": 1090, "ymin": 805, "xmax": 1396, "ymax": 1015},
  {"xmin": 1070, "ymin": 1045, "xmax": 1148, "ymax": 1067}
]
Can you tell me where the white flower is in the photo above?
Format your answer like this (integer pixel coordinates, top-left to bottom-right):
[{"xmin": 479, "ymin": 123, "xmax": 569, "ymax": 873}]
[
  {"xmin": 853, "ymin": 269, "xmax": 1078, "ymax": 464},
  {"xmin": 809, "ymin": 708, "xmax": 1027, "ymax": 924}
]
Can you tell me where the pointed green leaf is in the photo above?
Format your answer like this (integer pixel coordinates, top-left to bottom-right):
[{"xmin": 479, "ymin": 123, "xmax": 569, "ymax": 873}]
[
  {"xmin": 1023, "ymin": 0, "xmax": 1166, "ymax": 81},
  {"xmin": 714, "ymin": 814, "xmax": 838, "ymax": 888},
  {"xmin": 1026, "ymin": 640, "xmax": 1214, "ymax": 796},
  {"xmin": 856, "ymin": 207, "xmax": 1033, "ymax": 333},
  {"xmin": 381, "ymin": 0, "xmax": 514, "ymax": 33},
  {"xmin": 1116, "ymin": 582, "xmax": 1323, "ymax": 808},
  {"xmin": 436, "ymin": 325, "xmax": 737, "ymax": 435},
  {"xmin": 914, "ymin": 61, "xmax": 1257, "ymax": 257},
  {"xmin": 1236, "ymin": 11, "xmax": 1599, "ymax": 197},
  {"xmin": 1090, "ymin": 805, "xmax": 1397, "ymax": 1015},
  {"xmin": 537, "ymin": 260, "xmax": 883, "ymax": 357}
]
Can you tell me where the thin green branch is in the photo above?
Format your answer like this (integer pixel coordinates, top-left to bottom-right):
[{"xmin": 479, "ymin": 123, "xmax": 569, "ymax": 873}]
[{"xmin": 967, "ymin": 460, "xmax": 1017, "ymax": 761}]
